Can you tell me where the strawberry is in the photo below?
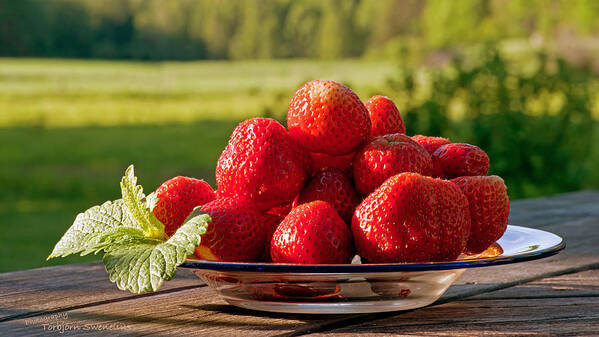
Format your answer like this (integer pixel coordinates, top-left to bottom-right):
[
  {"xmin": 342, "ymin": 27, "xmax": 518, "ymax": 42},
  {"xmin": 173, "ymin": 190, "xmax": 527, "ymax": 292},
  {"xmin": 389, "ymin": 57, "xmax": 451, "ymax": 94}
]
[
  {"xmin": 194, "ymin": 197, "xmax": 267, "ymax": 262},
  {"xmin": 434, "ymin": 178, "xmax": 472, "ymax": 259},
  {"xmin": 411, "ymin": 135, "xmax": 451, "ymax": 178},
  {"xmin": 270, "ymin": 200, "xmax": 353, "ymax": 264},
  {"xmin": 451, "ymin": 176, "xmax": 510, "ymax": 254},
  {"xmin": 266, "ymin": 202, "xmax": 294, "ymax": 219},
  {"xmin": 365, "ymin": 95, "xmax": 406, "ymax": 136},
  {"xmin": 259, "ymin": 213, "xmax": 284, "ymax": 262},
  {"xmin": 216, "ymin": 118, "xmax": 309, "ymax": 211},
  {"xmin": 289, "ymin": 137, "xmax": 314, "ymax": 176},
  {"xmin": 287, "ymin": 80, "xmax": 371, "ymax": 155},
  {"xmin": 410, "ymin": 135, "xmax": 451, "ymax": 155},
  {"xmin": 352, "ymin": 172, "xmax": 470, "ymax": 263},
  {"xmin": 295, "ymin": 168, "xmax": 360, "ymax": 223},
  {"xmin": 153, "ymin": 176, "xmax": 216, "ymax": 237},
  {"xmin": 309, "ymin": 151, "xmax": 355, "ymax": 175},
  {"xmin": 261, "ymin": 202, "xmax": 294, "ymax": 260},
  {"xmin": 353, "ymin": 133, "xmax": 433, "ymax": 196},
  {"xmin": 433, "ymin": 143, "xmax": 489, "ymax": 179}
]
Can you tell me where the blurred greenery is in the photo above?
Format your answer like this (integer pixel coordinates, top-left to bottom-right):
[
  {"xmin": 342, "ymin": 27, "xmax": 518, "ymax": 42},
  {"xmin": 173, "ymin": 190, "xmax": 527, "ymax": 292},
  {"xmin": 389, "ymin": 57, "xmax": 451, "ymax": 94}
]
[
  {"xmin": 0, "ymin": 58, "xmax": 396, "ymax": 127},
  {"xmin": 386, "ymin": 47, "xmax": 599, "ymax": 198},
  {"xmin": 1, "ymin": 0, "xmax": 599, "ymax": 272},
  {"xmin": 0, "ymin": 122, "xmax": 236, "ymax": 271},
  {"xmin": 2, "ymin": 0, "xmax": 599, "ymax": 62}
]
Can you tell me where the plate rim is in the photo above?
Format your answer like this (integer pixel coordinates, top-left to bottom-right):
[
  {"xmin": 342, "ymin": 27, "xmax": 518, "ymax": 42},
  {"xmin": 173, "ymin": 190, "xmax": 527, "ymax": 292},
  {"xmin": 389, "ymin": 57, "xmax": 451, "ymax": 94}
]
[{"xmin": 180, "ymin": 225, "xmax": 565, "ymax": 273}]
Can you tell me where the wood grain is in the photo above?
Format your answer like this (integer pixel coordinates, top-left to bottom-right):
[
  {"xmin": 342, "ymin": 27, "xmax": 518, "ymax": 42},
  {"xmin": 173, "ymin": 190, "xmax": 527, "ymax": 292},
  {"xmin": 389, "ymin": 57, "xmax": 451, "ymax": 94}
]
[
  {"xmin": 307, "ymin": 270, "xmax": 599, "ymax": 336},
  {"xmin": 508, "ymin": 190, "xmax": 599, "ymax": 228},
  {"xmin": 1, "ymin": 285, "xmax": 348, "ymax": 337},
  {"xmin": 3, "ymin": 268, "xmax": 596, "ymax": 336},
  {"xmin": 468, "ymin": 269, "xmax": 599, "ymax": 300},
  {"xmin": 0, "ymin": 191, "xmax": 598, "ymax": 336},
  {"xmin": 0, "ymin": 262, "xmax": 201, "ymax": 321},
  {"xmin": 443, "ymin": 215, "xmax": 599, "ymax": 302}
]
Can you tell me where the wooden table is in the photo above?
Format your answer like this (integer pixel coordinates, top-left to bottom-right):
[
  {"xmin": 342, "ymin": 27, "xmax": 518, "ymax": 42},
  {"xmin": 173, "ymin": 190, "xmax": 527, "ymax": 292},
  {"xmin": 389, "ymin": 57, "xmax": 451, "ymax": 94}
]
[{"xmin": 1, "ymin": 191, "xmax": 598, "ymax": 336}]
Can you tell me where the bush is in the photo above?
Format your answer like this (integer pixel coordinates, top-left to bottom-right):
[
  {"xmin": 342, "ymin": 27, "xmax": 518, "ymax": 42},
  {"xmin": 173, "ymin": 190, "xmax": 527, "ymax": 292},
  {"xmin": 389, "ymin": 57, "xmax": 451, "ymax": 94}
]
[{"xmin": 387, "ymin": 48, "xmax": 597, "ymax": 199}]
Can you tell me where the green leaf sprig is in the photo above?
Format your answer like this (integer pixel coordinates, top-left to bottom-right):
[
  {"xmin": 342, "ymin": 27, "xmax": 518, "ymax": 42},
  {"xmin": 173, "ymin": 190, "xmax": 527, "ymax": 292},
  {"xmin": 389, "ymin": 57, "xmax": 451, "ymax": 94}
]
[{"xmin": 48, "ymin": 165, "xmax": 210, "ymax": 294}]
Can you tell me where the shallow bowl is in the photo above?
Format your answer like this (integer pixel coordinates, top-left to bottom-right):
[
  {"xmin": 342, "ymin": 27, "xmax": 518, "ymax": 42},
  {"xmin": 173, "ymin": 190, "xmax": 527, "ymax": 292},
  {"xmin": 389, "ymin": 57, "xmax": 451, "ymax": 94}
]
[{"xmin": 181, "ymin": 225, "xmax": 564, "ymax": 314}]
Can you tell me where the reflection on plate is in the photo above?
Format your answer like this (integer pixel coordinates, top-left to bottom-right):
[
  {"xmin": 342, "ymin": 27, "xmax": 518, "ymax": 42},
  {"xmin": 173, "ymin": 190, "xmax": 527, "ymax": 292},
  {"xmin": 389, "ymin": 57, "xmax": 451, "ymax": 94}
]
[
  {"xmin": 459, "ymin": 242, "xmax": 504, "ymax": 259},
  {"xmin": 181, "ymin": 225, "xmax": 564, "ymax": 314}
]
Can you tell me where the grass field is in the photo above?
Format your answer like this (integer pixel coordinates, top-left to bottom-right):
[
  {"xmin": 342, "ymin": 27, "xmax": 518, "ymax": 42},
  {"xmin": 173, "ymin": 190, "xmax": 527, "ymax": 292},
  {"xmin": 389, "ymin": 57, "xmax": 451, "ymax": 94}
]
[
  {"xmin": 0, "ymin": 58, "xmax": 397, "ymax": 127},
  {"xmin": 0, "ymin": 58, "xmax": 397, "ymax": 272}
]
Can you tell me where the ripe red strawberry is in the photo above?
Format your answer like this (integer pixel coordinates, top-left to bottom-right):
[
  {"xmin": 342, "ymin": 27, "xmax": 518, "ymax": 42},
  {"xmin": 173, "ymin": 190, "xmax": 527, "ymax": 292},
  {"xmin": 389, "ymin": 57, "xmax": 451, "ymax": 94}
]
[
  {"xmin": 259, "ymin": 213, "xmax": 284, "ymax": 262},
  {"xmin": 365, "ymin": 95, "xmax": 406, "ymax": 136},
  {"xmin": 309, "ymin": 151, "xmax": 355, "ymax": 175},
  {"xmin": 287, "ymin": 80, "xmax": 371, "ymax": 155},
  {"xmin": 261, "ymin": 202, "xmax": 294, "ymax": 261},
  {"xmin": 194, "ymin": 197, "xmax": 267, "ymax": 262},
  {"xmin": 153, "ymin": 176, "xmax": 216, "ymax": 236},
  {"xmin": 295, "ymin": 168, "xmax": 360, "ymax": 223},
  {"xmin": 411, "ymin": 135, "xmax": 451, "ymax": 178},
  {"xmin": 353, "ymin": 133, "xmax": 433, "ymax": 196},
  {"xmin": 270, "ymin": 201, "xmax": 353, "ymax": 264},
  {"xmin": 433, "ymin": 178, "xmax": 472, "ymax": 260},
  {"xmin": 433, "ymin": 143, "xmax": 489, "ymax": 179},
  {"xmin": 451, "ymin": 176, "xmax": 510, "ymax": 254},
  {"xmin": 411, "ymin": 135, "xmax": 451, "ymax": 154},
  {"xmin": 266, "ymin": 202, "xmax": 294, "ymax": 219},
  {"xmin": 216, "ymin": 118, "xmax": 309, "ymax": 211},
  {"xmin": 289, "ymin": 137, "xmax": 314, "ymax": 176},
  {"xmin": 352, "ymin": 172, "xmax": 470, "ymax": 263}
]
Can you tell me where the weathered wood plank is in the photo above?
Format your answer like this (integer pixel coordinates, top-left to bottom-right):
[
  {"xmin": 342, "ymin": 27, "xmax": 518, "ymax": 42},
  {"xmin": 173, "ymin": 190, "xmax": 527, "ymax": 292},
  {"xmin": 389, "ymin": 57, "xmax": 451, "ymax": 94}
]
[
  {"xmin": 468, "ymin": 269, "xmax": 599, "ymax": 299},
  {"xmin": 508, "ymin": 190, "xmax": 599, "ymax": 228},
  {"xmin": 306, "ymin": 269, "xmax": 599, "ymax": 336},
  {"xmin": 309, "ymin": 298, "xmax": 599, "ymax": 336},
  {"xmin": 0, "ymin": 262, "xmax": 201, "ymax": 321},
  {"xmin": 0, "ymin": 191, "xmax": 597, "ymax": 336},
  {"xmin": 2, "ymin": 215, "xmax": 597, "ymax": 337},
  {"xmin": 0, "ymin": 286, "xmax": 346, "ymax": 337},
  {"xmin": 2, "ymin": 266, "xmax": 597, "ymax": 336},
  {"xmin": 442, "ymin": 215, "xmax": 599, "ymax": 303}
]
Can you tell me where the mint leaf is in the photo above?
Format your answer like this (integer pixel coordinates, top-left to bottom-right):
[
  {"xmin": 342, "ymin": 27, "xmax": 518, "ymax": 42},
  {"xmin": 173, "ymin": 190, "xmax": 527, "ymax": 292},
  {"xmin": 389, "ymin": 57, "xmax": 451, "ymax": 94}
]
[
  {"xmin": 146, "ymin": 192, "xmax": 160, "ymax": 212},
  {"xmin": 49, "ymin": 164, "xmax": 208, "ymax": 294},
  {"xmin": 48, "ymin": 199, "xmax": 142, "ymax": 259},
  {"xmin": 120, "ymin": 165, "xmax": 166, "ymax": 240},
  {"xmin": 103, "ymin": 212, "xmax": 210, "ymax": 293},
  {"xmin": 79, "ymin": 227, "xmax": 162, "ymax": 256}
]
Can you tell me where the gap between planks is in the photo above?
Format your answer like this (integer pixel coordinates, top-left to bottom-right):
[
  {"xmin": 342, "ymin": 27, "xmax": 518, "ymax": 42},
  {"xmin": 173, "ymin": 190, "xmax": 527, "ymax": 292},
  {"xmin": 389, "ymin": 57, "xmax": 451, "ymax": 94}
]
[
  {"xmin": 0, "ymin": 284, "xmax": 206, "ymax": 324},
  {"xmin": 2, "ymin": 263, "xmax": 597, "ymax": 336},
  {"xmin": 272, "ymin": 262, "xmax": 599, "ymax": 337},
  {"xmin": 2, "ymin": 191, "xmax": 597, "ymax": 334},
  {"xmin": 3, "ymin": 261, "xmax": 597, "ymax": 327}
]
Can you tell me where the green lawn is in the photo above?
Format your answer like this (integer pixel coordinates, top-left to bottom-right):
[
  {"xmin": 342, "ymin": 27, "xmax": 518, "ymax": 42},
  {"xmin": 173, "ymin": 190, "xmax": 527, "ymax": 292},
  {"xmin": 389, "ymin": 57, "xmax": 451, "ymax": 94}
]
[
  {"xmin": 0, "ymin": 122, "xmax": 236, "ymax": 272},
  {"xmin": 0, "ymin": 58, "xmax": 397, "ymax": 127},
  {"xmin": 0, "ymin": 58, "xmax": 397, "ymax": 272}
]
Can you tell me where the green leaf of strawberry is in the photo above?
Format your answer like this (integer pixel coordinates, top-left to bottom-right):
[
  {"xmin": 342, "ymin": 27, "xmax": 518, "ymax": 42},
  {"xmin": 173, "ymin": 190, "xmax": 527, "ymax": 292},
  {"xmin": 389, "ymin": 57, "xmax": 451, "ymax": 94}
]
[{"xmin": 48, "ymin": 165, "xmax": 210, "ymax": 294}]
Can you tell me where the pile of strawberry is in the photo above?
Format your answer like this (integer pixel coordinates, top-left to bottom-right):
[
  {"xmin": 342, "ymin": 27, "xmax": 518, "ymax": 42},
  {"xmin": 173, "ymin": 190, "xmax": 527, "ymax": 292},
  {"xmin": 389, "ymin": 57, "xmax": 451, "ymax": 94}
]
[{"xmin": 153, "ymin": 80, "xmax": 510, "ymax": 264}]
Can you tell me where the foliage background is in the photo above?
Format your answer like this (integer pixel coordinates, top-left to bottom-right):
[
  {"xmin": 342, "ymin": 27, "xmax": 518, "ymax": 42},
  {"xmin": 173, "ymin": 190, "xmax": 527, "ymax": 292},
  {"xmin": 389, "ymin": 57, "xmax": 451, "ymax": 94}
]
[
  {"xmin": 4, "ymin": 0, "xmax": 599, "ymax": 62},
  {"xmin": 1, "ymin": 0, "xmax": 598, "ymax": 272}
]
